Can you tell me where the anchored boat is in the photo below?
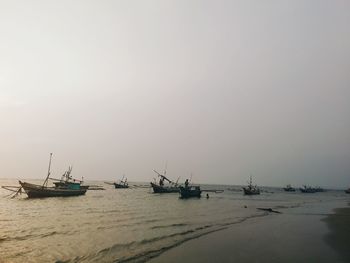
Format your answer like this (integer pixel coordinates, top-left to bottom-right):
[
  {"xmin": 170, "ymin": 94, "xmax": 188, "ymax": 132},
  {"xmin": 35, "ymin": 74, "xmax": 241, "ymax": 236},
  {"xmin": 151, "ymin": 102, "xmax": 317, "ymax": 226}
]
[
  {"xmin": 150, "ymin": 169, "xmax": 179, "ymax": 193},
  {"xmin": 299, "ymin": 185, "xmax": 316, "ymax": 193},
  {"xmin": 19, "ymin": 153, "xmax": 87, "ymax": 198},
  {"xmin": 179, "ymin": 185, "xmax": 201, "ymax": 198},
  {"xmin": 283, "ymin": 184, "xmax": 296, "ymax": 192},
  {"xmin": 243, "ymin": 176, "xmax": 260, "ymax": 195},
  {"xmin": 51, "ymin": 166, "xmax": 88, "ymax": 190},
  {"xmin": 19, "ymin": 181, "xmax": 87, "ymax": 198},
  {"xmin": 114, "ymin": 176, "xmax": 129, "ymax": 189}
]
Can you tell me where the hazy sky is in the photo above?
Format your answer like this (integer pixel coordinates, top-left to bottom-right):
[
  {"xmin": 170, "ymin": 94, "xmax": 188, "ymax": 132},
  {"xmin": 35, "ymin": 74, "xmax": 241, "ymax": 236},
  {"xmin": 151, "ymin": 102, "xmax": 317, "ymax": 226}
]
[{"xmin": 1, "ymin": 0, "xmax": 349, "ymax": 188}]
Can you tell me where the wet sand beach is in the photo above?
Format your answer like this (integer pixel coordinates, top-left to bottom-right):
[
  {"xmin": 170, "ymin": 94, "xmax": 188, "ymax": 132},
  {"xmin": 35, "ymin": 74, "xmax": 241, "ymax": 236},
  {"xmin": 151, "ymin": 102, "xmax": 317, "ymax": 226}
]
[
  {"xmin": 323, "ymin": 205, "xmax": 350, "ymax": 261},
  {"xmin": 150, "ymin": 201, "xmax": 350, "ymax": 263}
]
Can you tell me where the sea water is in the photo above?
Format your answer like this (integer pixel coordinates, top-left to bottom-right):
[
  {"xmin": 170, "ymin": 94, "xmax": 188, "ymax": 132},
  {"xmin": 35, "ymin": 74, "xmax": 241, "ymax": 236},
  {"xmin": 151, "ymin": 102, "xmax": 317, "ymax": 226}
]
[{"xmin": 0, "ymin": 179, "xmax": 347, "ymax": 262}]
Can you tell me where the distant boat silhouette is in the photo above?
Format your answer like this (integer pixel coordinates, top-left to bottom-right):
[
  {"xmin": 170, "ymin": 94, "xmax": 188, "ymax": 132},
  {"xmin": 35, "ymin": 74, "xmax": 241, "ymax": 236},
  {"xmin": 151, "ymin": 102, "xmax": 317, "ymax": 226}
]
[
  {"xmin": 243, "ymin": 176, "xmax": 260, "ymax": 195},
  {"xmin": 283, "ymin": 184, "xmax": 296, "ymax": 192},
  {"xmin": 299, "ymin": 185, "xmax": 316, "ymax": 193},
  {"xmin": 114, "ymin": 175, "xmax": 129, "ymax": 189}
]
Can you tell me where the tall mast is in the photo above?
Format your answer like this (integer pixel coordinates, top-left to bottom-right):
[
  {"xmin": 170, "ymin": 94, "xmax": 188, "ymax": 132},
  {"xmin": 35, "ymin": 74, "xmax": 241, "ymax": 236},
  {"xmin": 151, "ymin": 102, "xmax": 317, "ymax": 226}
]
[
  {"xmin": 248, "ymin": 175, "xmax": 252, "ymax": 189},
  {"xmin": 43, "ymin": 153, "xmax": 53, "ymax": 187}
]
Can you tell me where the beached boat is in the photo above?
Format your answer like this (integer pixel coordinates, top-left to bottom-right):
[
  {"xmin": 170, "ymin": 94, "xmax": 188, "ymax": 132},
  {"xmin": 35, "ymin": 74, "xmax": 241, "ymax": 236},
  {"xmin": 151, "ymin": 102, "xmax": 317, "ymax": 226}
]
[
  {"xmin": 150, "ymin": 169, "xmax": 179, "ymax": 193},
  {"xmin": 283, "ymin": 184, "xmax": 296, "ymax": 192},
  {"xmin": 19, "ymin": 153, "xmax": 87, "ymax": 198},
  {"xmin": 243, "ymin": 176, "xmax": 260, "ymax": 195},
  {"xmin": 299, "ymin": 185, "xmax": 317, "ymax": 193},
  {"xmin": 114, "ymin": 176, "xmax": 129, "ymax": 189},
  {"xmin": 179, "ymin": 185, "xmax": 201, "ymax": 198}
]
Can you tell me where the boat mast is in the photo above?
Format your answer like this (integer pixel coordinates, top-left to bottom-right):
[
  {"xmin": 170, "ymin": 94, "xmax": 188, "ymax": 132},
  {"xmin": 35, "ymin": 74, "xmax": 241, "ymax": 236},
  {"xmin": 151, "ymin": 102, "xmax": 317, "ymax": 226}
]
[{"xmin": 43, "ymin": 153, "xmax": 53, "ymax": 187}]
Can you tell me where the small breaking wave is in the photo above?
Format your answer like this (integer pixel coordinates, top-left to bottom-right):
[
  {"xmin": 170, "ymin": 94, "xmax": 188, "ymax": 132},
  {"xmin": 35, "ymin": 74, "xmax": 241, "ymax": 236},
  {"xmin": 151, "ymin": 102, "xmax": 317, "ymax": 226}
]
[{"xmin": 67, "ymin": 213, "xmax": 269, "ymax": 263}]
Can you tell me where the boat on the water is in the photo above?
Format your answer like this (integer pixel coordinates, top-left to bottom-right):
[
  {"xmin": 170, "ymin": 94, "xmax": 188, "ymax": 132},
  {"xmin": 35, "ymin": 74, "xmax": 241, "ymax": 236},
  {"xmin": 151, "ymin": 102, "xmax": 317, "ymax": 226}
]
[
  {"xmin": 314, "ymin": 186, "xmax": 325, "ymax": 192},
  {"xmin": 114, "ymin": 176, "xmax": 129, "ymax": 189},
  {"xmin": 51, "ymin": 166, "xmax": 88, "ymax": 190},
  {"xmin": 243, "ymin": 176, "xmax": 260, "ymax": 195},
  {"xmin": 299, "ymin": 185, "xmax": 317, "ymax": 193},
  {"xmin": 345, "ymin": 188, "xmax": 350, "ymax": 194},
  {"xmin": 179, "ymin": 185, "xmax": 201, "ymax": 198},
  {"xmin": 150, "ymin": 169, "xmax": 179, "ymax": 193},
  {"xmin": 19, "ymin": 181, "xmax": 87, "ymax": 198},
  {"xmin": 19, "ymin": 153, "xmax": 87, "ymax": 198},
  {"xmin": 283, "ymin": 184, "xmax": 296, "ymax": 192}
]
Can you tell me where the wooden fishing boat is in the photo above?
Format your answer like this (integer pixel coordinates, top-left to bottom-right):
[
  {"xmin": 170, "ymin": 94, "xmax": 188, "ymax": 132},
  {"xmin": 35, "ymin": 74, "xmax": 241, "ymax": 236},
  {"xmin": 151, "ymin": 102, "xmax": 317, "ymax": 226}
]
[
  {"xmin": 314, "ymin": 186, "xmax": 325, "ymax": 192},
  {"xmin": 299, "ymin": 185, "xmax": 316, "ymax": 193},
  {"xmin": 243, "ymin": 176, "xmax": 260, "ymax": 195},
  {"xmin": 114, "ymin": 176, "xmax": 129, "ymax": 189},
  {"xmin": 283, "ymin": 184, "xmax": 296, "ymax": 192},
  {"xmin": 179, "ymin": 185, "xmax": 201, "ymax": 198},
  {"xmin": 19, "ymin": 181, "xmax": 87, "ymax": 198},
  {"xmin": 150, "ymin": 182, "xmax": 179, "ymax": 193},
  {"xmin": 114, "ymin": 183, "xmax": 129, "ymax": 189},
  {"xmin": 150, "ymin": 169, "xmax": 179, "ymax": 193},
  {"xmin": 19, "ymin": 153, "xmax": 88, "ymax": 198},
  {"xmin": 52, "ymin": 166, "xmax": 89, "ymax": 190}
]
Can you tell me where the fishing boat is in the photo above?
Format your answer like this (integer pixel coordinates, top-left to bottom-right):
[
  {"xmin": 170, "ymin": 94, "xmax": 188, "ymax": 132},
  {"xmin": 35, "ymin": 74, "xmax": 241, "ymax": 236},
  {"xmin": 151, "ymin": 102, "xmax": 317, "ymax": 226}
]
[
  {"xmin": 52, "ymin": 166, "xmax": 89, "ymax": 190},
  {"xmin": 19, "ymin": 153, "xmax": 87, "ymax": 198},
  {"xmin": 150, "ymin": 169, "xmax": 179, "ymax": 193},
  {"xmin": 299, "ymin": 185, "xmax": 317, "ymax": 193},
  {"xmin": 242, "ymin": 176, "xmax": 260, "ymax": 195},
  {"xmin": 283, "ymin": 184, "xmax": 296, "ymax": 192},
  {"xmin": 114, "ymin": 176, "xmax": 129, "ymax": 189},
  {"xmin": 179, "ymin": 185, "xmax": 202, "ymax": 198},
  {"xmin": 19, "ymin": 181, "xmax": 87, "ymax": 198},
  {"xmin": 314, "ymin": 186, "xmax": 325, "ymax": 192},
  {"xmin": 345, "ymin": 188, "xmax": 350, "ymax": 194}
]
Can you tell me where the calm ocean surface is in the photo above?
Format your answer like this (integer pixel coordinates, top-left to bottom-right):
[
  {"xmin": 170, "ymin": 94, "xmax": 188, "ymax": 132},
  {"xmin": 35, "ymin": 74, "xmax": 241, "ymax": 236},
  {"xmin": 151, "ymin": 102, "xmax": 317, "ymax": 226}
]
[{"xmin": 0, "ymin": 179, "xmax": 348, "ymax": 263}]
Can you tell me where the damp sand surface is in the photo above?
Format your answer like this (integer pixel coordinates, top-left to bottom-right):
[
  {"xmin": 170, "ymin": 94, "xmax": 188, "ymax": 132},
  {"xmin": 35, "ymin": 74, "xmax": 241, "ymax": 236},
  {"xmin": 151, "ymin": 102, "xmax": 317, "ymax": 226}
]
[{"xmin": 150, "ymin": 199, "xmax": 350, "ymax": 263}]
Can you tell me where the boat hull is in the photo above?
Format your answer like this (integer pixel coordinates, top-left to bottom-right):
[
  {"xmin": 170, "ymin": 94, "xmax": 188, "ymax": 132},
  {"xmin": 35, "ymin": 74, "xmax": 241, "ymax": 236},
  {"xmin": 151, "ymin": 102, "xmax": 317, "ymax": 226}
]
[
  {"xmin": 150, "ymin": 182, "xmax": 179, "ymax": 193},
  {"xmin": 114, "ymin": 183, "xmax": 129, "ymax": 189},
  {"xmin": 300, "ymin": 188, "xmax": 316, "ymax": 193},
  {"xmin": 19, "ymin": 181, "xmax": 87, "ymax": 198},
  {"xmin": 179, "ymin": 186, "xmax": 201, "ymax": 198},
  {"xmin": 283, "ymin": 188, "xmax": 296, "ymax": 192},
  {"xmin": 345, "ymin": 189, "xmax": 350, "ymax": 194},
  {"xmin": 243, "ymin": 187, "xmax": 260, "ymax": 195}
]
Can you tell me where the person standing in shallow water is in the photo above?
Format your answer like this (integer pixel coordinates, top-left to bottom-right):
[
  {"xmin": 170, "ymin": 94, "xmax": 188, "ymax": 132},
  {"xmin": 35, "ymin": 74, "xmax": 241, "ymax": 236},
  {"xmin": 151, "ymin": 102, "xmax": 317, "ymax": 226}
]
[{"xmin": 206, "ymin": 193, "xmax": 209, "ymax": 199}]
